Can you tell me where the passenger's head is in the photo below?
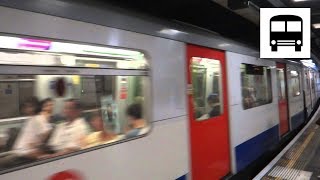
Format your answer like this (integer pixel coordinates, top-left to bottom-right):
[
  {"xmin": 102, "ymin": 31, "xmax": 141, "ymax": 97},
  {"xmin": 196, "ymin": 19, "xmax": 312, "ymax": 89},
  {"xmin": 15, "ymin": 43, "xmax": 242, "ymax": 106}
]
[
  {"xmin": 242, "ymin": 87, "xmax": 250, "ymax": 98},
  {"xmin": 126, "ymin": 103, "xmax": 142, "ymax": 121},
  {"xmin": 207, "ymin": 94, "xmax": 219, "ymax": 107},
  {"xmin": 106, "ymin": 104, "xmax": 113, "ymax": 112},
  {"xmin": 89, "ymin": 112, "xmax": 104, "ymax": 132},
  {"xmin": 21, "ymin": 96, "xmax": 40, "ymax": 116},
  {"xmin": 40, "ymin": 98, "xmax": 54, "ymax": 114},
  {"xmin": 64, "ymin": 99, "xmax": 82, "ymax": 121}
]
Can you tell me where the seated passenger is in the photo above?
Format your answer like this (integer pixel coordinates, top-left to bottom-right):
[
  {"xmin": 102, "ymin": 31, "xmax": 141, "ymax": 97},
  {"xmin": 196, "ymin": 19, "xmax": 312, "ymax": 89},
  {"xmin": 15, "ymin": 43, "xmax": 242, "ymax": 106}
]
[
  {"xmin": 13, "ymin": 98, "xmax": 54, "ymax": 159},
  {"xmin": 125, "ymin": 103, "xmax": 146, "ymax": 138},
  {"xmin": 20, "ymin": 96, "xmax": 40, "ymax": 116},
  {"xmin": 198, "ymin": 94, "xmax": 221, "ymax": 120},
  {"xmin": 242, "ymin": 87, "xmax": 254, "ymax": 109},
  {"xmin": 45, "ymin": 99, "xmax": 88, "ymax": 158},
  {"xmin": 248, "ymin": 87, "xmax": 257, "ymax": 104},
  {"xmin": 83, "ymin": 112, "xmax": 116, "ymax": 148}
]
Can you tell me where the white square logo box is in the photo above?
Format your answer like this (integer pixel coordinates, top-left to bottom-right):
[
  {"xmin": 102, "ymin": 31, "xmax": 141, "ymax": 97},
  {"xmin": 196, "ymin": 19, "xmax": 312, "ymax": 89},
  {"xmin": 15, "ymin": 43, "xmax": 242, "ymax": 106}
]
[{"xmin": 260, "ymin": 8, "xmax": 310, "ymax": 58}]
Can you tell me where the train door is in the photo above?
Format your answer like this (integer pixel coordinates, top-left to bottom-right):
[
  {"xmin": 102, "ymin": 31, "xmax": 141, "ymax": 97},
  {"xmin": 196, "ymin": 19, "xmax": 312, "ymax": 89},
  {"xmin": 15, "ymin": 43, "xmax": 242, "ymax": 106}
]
[
  {"xmin": 187, "ymin": 44, "xmax": 230, "ymax": 180},
  {"xmin": 287, "ymin": 64, "xmax": 304, "ymax": 130},
  {"xmin": 303, "ymin": 68, "xmax": 312, "ymax": 117},
  {"xmin": 276, "ymin": 63, "xmax": 289, "ymax": 136}
]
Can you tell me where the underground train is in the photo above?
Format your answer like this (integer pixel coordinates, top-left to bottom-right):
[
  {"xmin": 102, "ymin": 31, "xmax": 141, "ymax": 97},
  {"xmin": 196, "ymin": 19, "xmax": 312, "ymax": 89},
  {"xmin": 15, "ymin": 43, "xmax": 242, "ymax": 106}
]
[{"xmin": 0, "ymin": 2, "xmax": 319, "ymax": 180}]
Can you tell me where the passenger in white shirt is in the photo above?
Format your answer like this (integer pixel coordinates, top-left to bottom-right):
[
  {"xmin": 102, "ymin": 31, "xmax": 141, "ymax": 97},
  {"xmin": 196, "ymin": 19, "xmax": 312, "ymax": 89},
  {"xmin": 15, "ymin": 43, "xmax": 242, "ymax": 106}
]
[
  {"xmin": 45, "ymin": 99, "xmax": 88, "ymax": 158},
  {"xmin": 13, "ymin": 98, "xmax": 54, "ymax": 159}
]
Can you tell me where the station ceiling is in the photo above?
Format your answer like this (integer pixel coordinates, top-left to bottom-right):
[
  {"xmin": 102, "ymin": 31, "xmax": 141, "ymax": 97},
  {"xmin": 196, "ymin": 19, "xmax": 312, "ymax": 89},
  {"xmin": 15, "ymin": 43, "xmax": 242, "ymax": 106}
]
[{"xmin": 101, "ymin": 0, "xmax": 320, "ymax": 65}]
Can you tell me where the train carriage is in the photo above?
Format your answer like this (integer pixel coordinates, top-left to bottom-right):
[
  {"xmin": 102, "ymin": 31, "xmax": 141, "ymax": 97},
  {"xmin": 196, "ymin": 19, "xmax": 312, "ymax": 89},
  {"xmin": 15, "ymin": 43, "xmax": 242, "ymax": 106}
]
[{"xmin": 0, "ymin": 3, "xmax": 318, "ymax": 180}]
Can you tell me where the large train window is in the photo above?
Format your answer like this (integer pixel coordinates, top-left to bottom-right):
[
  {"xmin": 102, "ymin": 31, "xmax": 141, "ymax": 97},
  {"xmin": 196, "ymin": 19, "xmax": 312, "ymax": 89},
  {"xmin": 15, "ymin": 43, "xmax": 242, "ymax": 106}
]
[
  {"xmin": 0, "ymin": 35, "xmax": 150, "ymax": 172},
  {"xmin": 290, "ymin": 71, "xmax": 301, "ymax": 96},
  {"xmin": 190, "ymin": 57, "xmax": 223, "ymax": 121},
  {"xmin": 241, "ymin": 64, "xmax": 272, "ymax": 110}
]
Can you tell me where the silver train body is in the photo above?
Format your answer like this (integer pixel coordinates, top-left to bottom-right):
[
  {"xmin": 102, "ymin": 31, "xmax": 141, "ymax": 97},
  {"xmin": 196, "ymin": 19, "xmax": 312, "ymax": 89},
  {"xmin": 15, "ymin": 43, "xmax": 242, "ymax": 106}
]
[{"xmin": 0, "ymin": 3, "xmax": 318, "ymax": 180}]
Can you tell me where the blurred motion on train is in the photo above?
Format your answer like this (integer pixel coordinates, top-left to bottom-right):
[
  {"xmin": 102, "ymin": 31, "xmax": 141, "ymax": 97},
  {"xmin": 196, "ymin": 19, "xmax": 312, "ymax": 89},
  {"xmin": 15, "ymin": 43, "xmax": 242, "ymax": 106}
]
[{"xmin": 0, "ymin": 3, "xmax": 318, "ymax": 180}]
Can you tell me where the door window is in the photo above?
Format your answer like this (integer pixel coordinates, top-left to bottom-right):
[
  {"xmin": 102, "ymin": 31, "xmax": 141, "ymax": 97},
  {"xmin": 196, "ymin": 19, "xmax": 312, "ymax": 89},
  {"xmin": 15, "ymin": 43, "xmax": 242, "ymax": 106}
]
[
  {"xmin": 190, "ymin": 57, "xmax": 223, "ymax": 121},
  {"xmin": 277, "ymin": 68, "xmax": 286, "ymax": 100},
  {"xmin": 290, "ymin": 70, "xmax": 301, "ymax": 97}
]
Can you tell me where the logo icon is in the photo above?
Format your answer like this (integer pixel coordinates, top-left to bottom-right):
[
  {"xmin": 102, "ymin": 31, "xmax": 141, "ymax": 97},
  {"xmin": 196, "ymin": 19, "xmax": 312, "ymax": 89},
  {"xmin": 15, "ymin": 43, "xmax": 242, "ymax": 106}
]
[
  {"xmin": 270, "ymin": 15, "xmax": 302, "ymax": 52},
  {"xmin": 260, "ymin": 8, "xmax": 310, "ymax": 58}
]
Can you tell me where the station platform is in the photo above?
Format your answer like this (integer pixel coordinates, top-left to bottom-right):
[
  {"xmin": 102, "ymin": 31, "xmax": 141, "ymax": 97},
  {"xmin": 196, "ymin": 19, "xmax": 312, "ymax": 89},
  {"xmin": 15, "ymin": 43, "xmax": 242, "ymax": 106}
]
[{"xmin": 254, "ymin": 107, "xmax": 320, "ymax": 180}]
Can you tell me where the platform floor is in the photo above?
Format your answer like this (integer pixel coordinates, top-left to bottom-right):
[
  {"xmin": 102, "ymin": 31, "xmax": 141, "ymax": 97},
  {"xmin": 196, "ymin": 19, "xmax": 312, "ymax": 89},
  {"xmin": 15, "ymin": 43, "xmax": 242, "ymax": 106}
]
[{"xmin": 256, "ymin": 109, "xmax": 320, "ymax": 180}]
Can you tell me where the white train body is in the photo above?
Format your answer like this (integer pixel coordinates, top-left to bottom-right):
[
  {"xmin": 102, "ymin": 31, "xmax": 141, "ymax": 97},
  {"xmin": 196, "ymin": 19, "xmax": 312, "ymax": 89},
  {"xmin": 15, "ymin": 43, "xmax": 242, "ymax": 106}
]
[{"xmin": 0, "ymin": 3, "xmax": 318, "ymax": 180}]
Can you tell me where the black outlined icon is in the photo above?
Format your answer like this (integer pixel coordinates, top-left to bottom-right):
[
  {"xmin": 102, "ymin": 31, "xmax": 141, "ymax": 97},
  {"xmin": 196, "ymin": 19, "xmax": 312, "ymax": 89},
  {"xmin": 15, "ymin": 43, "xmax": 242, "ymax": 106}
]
[{"xmin": 270, "ymin": 15, "xmax": 303, "ymax": 52}]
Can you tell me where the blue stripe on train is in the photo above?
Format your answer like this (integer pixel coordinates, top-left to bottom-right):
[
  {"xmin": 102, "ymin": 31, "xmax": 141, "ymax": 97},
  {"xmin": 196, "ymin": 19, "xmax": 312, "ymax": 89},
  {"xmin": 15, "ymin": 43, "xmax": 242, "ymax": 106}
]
[
  {"xmin": 291, "ymin": 110, "xmax": 305, "ymax": 130},
  {"xmin": 176, "ymin": 174, "xmax": 187, "ymax": 180},
  {"xmin": 235, "ymin": 125, "xmax": 279, "ymax": 172}
]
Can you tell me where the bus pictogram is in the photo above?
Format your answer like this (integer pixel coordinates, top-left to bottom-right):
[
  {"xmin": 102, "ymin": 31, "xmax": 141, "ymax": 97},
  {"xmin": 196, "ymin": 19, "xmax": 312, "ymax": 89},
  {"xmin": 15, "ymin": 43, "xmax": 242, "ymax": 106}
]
[{"xmin": 270, "ymin": 15, "xmax": 303, "ymax": 52}]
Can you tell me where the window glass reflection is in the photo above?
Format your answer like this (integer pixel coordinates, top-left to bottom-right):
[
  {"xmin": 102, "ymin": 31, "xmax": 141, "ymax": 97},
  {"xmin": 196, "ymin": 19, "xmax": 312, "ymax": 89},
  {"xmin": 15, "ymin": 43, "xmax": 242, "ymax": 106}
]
[
  {"xmin": 241, "ymin": 64, "xmax": 272, "ymax": 109},
  {"xmin": 190, "ymin": 57, "xmax": 223, "ymax": 121},
  {"xmin": 0, "ymin": 74, "xmax": 148, "ymax": 170},
  {"xmin": 277, "ymin": 68, "xmax": 286, "ymax": 100},
  {"xmin": 291, "ymin": 71, "xmax": 301, "ymax": 96}
]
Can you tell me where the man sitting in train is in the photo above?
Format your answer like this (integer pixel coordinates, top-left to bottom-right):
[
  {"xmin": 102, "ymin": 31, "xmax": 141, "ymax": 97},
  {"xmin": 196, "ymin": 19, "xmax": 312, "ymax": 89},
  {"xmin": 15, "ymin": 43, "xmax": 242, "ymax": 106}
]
[
  {"xmin": 42, "ymin": 99, "xmax": 89, "ymax": 158},
  {"xmin": 198, "ymin": 94, "xmax": 221, "ymax": 120},
  {"xmin": 125, "ymin": 103, "xmax": 146, "ymax": 138},
  {"xmin": 82, "ymin": 111, "xmax": 117, "ymax": 148}
]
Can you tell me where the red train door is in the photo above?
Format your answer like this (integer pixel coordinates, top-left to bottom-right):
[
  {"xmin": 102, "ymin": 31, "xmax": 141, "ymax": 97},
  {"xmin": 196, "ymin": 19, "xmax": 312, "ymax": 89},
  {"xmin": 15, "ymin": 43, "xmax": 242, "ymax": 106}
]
[
  {"xmin": 276, "ymin": 63, "xmax": 289, "ymax": 136},
  {"xmin": 187, "ymin": 44, "xmax": 230, "ymax": 180}
]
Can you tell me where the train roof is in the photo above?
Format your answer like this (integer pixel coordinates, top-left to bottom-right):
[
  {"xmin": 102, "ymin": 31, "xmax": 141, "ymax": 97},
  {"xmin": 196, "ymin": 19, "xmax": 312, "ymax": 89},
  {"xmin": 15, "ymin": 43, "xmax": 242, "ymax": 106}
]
[{"xmin": 0, "ymin": 0, "xmax": 259, "ymax": 57}]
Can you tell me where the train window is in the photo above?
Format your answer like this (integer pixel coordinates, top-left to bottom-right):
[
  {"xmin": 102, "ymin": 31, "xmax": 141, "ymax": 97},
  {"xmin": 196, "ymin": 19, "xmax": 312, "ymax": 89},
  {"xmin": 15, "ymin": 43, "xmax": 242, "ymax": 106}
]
[
  {"xmin": 241, "ymin": 64, "xmax": 272, "ymax": 110},
  {"xmin": 305, "ymin": 71, "xmax": 310, "ymax": 91},
  {"xmin": 311, "ymin": 72, "xmax": 316, "ymax": 93},
  {"xmin": 277, "ymin": 68, "xmax": 286, "ymax": 100},
  {"xmin": 0, "ymin": 35, "xmax": 150, "ymax": 172},
  {"xmin": 290, "ymin": 71, "xmax": 301, "ymax": 96},
  {"xmin": 190, "ymin": 57, "xmax": 223, "ymax": 121}
]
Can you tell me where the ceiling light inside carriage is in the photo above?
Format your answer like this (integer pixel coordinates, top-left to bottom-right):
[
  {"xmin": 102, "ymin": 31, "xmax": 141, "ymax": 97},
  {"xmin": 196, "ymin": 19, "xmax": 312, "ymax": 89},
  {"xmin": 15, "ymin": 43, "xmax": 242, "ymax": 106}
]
[
  {"xmin": 60, "ymin": 55, "xmax": 76, "ymax": 66},
  {"xmin": 0, "ymin": 35, "xmax": 144, "ymax": 60}
]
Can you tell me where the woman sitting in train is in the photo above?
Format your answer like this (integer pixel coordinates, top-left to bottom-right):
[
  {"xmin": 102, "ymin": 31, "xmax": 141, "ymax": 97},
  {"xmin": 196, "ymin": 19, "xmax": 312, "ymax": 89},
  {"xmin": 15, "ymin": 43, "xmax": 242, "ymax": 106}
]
[
  {"xmin": 82, "ymin": 111, "xmax": 117, "ymax": 148},
  {"xmin": 13, "ymin": 98, "xmax": 55, "ymax": 159},
  {"xmin": 125, "ymin": 103, "xmax": 146, "ymax": 138}
]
